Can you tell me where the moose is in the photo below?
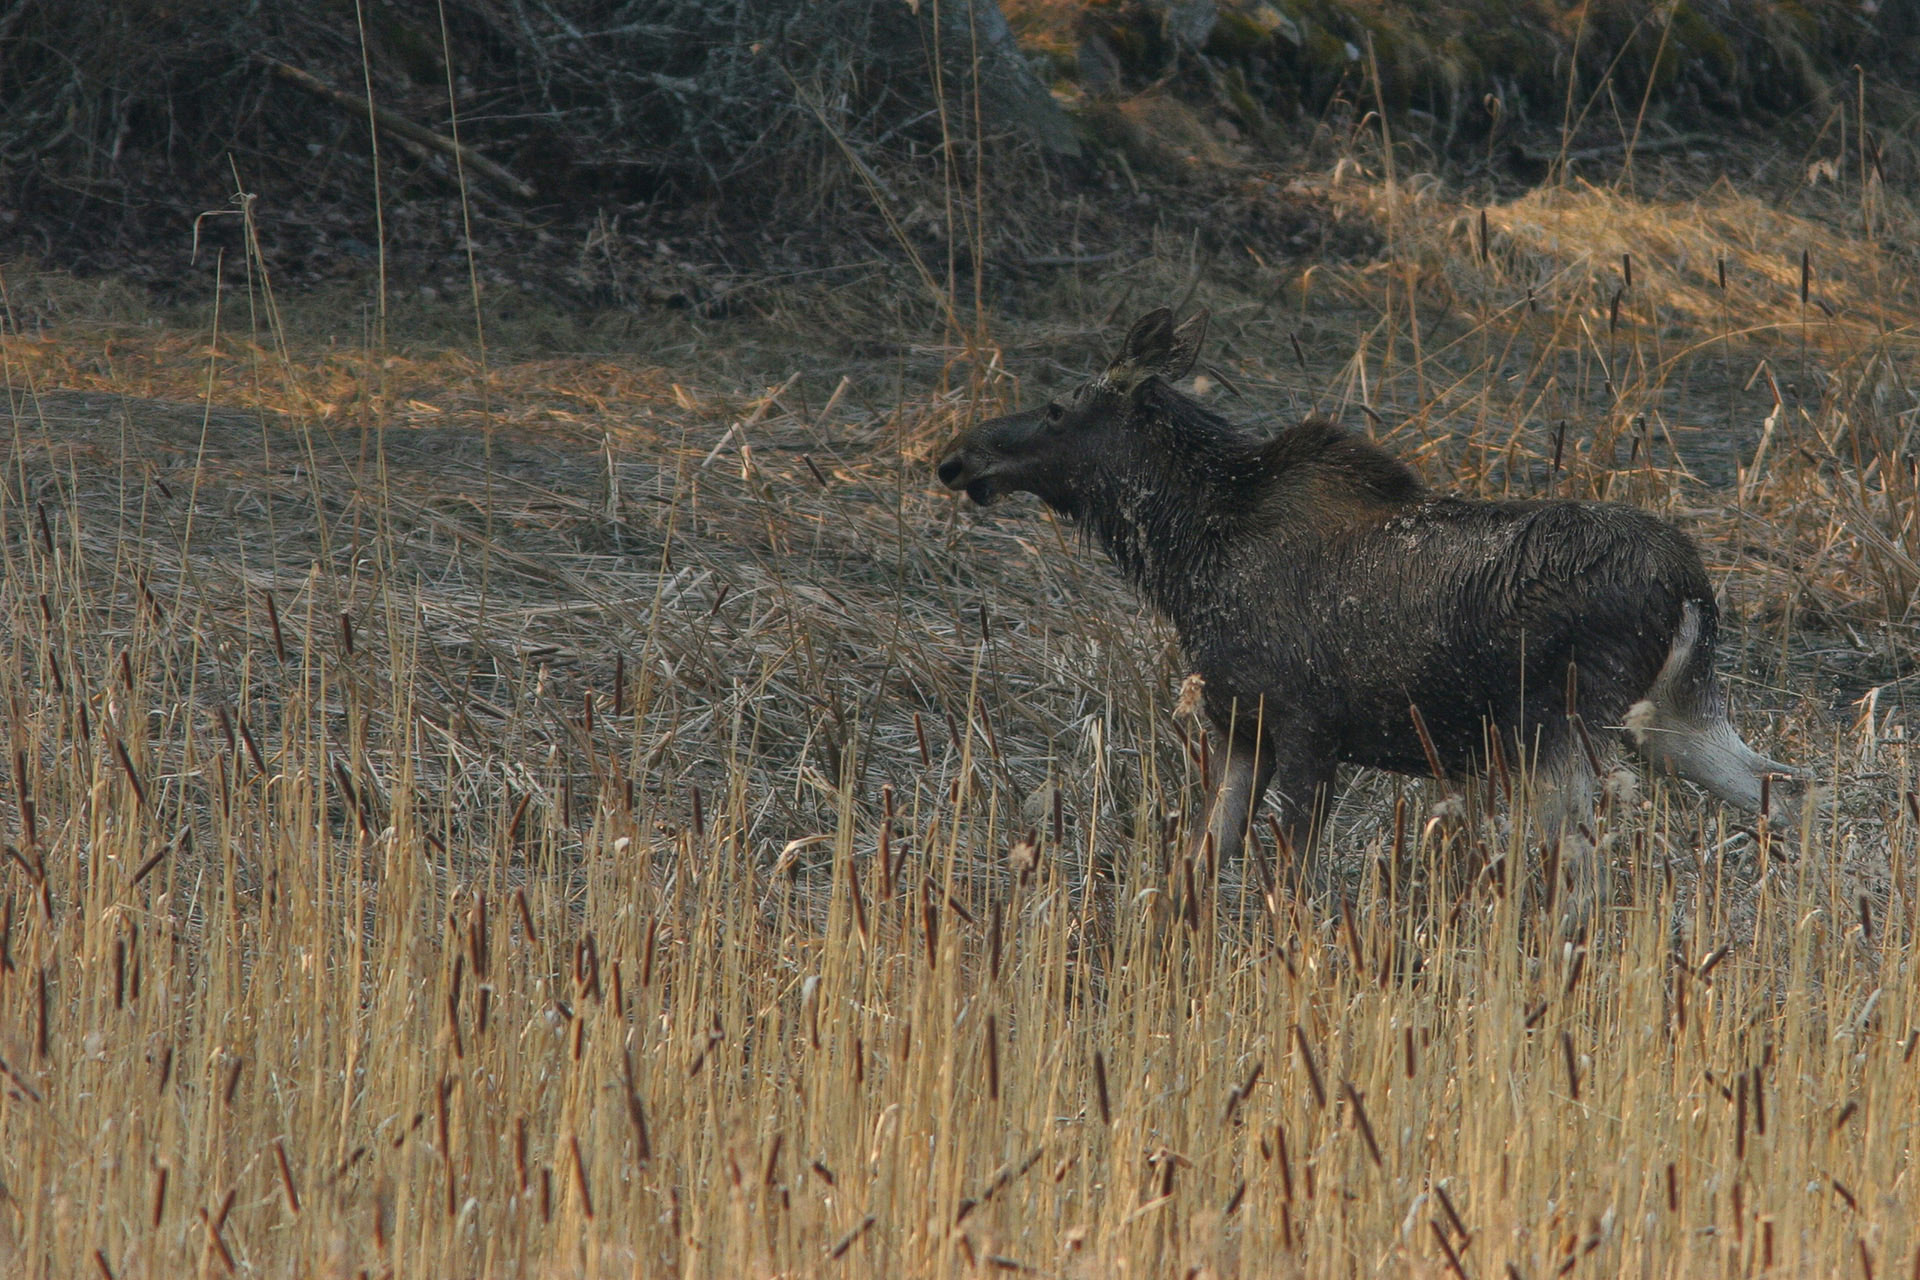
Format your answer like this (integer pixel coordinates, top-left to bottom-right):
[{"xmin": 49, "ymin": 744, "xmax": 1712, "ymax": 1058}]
[{"xmin": 937, "ymin": 307, "xmax": 1794, "ymax": 868}]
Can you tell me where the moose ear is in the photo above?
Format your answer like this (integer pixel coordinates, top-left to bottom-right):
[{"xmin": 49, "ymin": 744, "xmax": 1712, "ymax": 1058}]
[
  {"xmin": 1163, "ymin": 309, "xmax": 1209, "ymax": 382},
  {"xmin": 1106, "ymin": 307, "xmax": 1176, "ymax": 395}
]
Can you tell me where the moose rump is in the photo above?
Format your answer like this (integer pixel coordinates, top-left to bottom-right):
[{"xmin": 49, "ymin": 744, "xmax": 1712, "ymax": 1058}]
[{"xmin": 936, "ymin": 307, "xmax": 1793, "ymax": 868}]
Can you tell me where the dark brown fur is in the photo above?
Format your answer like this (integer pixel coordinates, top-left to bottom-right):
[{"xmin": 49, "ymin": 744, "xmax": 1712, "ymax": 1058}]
[{"xmin": 937, "ymin": 308, "xmax": 1792, "ymax": 866}]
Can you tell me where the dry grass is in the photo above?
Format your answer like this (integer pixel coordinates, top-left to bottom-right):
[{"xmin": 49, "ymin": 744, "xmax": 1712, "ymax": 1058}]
[{"xmin": 3, "ymin": 142, "xmax": 1919, "ymax": 1278}]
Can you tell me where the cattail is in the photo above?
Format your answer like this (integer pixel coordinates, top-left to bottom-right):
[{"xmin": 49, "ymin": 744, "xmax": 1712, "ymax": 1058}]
[
  {"xmin": 914, "ymin": 712, "xmax": 931, "ymax": 768},
  {"xmin": 1092, "ymin": 1050, "xmax": 1111, "ymax": 1126},
  {"xmin": 1224, "ymin": 1060, "xmax": 1262, "ymax": 1124},
  {"xmin": 469, "ymin": 893, "xmax": 490, "ymax": 980},
  {"xmin": 569, "ymin": 1136, "xmax": 593, "ymax": 1218},
  {"xmin": 575, "ymin": 934, "xmax": 601, "ymax": 1002},
  {"xmin": 1697, "ymin": 946, "xmax": 1730, "ymax": 981},
  {"xmin": 877, "ymin": 790, "xmax": 894, "ymax": 902},
  {"xmin": 829, "ymin": 1215, "xmax": 876, "ymax": 1260},
  {"xmin": 1407, "ymin": 702, "xmax": 1444, "ymax": 782},
  {"xmin": 848, "ymin": 849, "xmax": 868, "ymax": 946},
  {"xmin": 1276, "ymin": 1124, "xmax": 1294, "ymax": 1202},
  {"xmin": 641, "ymin": 915, "xmax": 658, "ymax": 988},
  {"xmin": 446, "ymin": 959, "xmax": 465, "ymax": 1060},
  {"xmin": 1561, "ymin": 1031, "xmax": 1580, "ymax": 1101},
  {"xmin": 988, "ymin": 900, "xmax": 1002, "ymax": 983},
  {"xmin": 621, "ymin": 1049, "xmax": 653, "ymax": 1163},
  {"xmin": 1436, "ymin": 1184, "xmax": 1468, "ymax": 1245},
  {"xmin": 437, "ymin": 1077, "xmax": 458, "ymax": 1217},
  {"xmin": 920, "ymin": 878, "xmax": 939, "ymax": 969},
  {"xmin": 985, "ymin": 1014, "xmax": 999, "ymax": 1102},
  {"xmin": 201, "ymin": 1204, "xmax": 236, "ymax": 1275},
  {"xmin": 1343, "ymin": 1082, "xmax": 1382, "ymax": 1167},
  {"xmin": 238, "ymin": 719, "xmax": 267, "ymax": 775},
  {"xmin": 1564, "ymin": 947, "xmax": 1586, "ymax": 996},
  {"xmin": 339, "ymin": 611, "xmax": 354, "ymax": 656},
  {"xmin": 1225, "ymin": 1181, "xmax": 1247, "ymax": 1217},
  {"xmin": 0, "ymin": 1055, "xmax": 40, "ymax": 1104},
  {"xmin": 273, "ymin": 1140, "xmax": 300, "ymax": 1214},
  {"xmin": 263, "ymin": 590, "xmax": 288, "ymax": 662},
  {"xmin": 1340, "ymin": 896, "xmax": 1364, "ymax": 971},
  {"xmin": 1293, "ymin": 1026, "xmax": 1326, "ymax": 1109},
  {"xmin": 514, "ymin": 1116, "xmax": 530, "ymax": 1192},
  {"xmin": 515, "ymin": 887, "xmax": 539, "ymax": 945},
  {"xmin": 1431, "ymin": 1221, "xmax": 1467, "ymax": 1280},
  {"xmin": 1735, "ymin": 1071, "xmax": 1748, "ymax": 1159},
  {"xmin": 613, "ymin": 653, "xmax": 625, "ymax": 714},
  {"xmin": 113, "ymin": 738, "xmax": 148, "ymax": 810}
]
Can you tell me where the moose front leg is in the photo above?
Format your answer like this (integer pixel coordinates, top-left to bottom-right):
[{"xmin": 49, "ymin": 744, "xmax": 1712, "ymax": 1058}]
[
  {"xmin": 1196, "ymin": 728, "xmax": 1333, "ymax": 877},
  {"xmin": 1197, "ymin": 732, "xmax": 1275, "ymax": 870}
]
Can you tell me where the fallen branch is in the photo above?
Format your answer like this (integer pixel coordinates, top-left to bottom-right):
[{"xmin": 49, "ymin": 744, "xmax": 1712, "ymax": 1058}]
[{"xmin": 259, "ymin": 56, "xmax": 536, "ymax": 200}]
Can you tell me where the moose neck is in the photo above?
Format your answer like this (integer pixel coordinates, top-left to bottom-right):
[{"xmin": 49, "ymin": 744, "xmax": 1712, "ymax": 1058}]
[{"xmin": 1075, "ymin": 389, "xmax": 1265, "ymax": 636}]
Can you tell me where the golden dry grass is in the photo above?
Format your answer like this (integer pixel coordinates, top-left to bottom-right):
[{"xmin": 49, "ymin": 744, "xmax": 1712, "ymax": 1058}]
[{"xmin": 3, "ymin": 146, "xmax": 1919, "ymax": 1279}]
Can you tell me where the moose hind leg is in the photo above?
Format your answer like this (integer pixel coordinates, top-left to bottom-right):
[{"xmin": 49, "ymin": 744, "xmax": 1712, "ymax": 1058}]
[
  {"xmin": 1625, "ymin": 601, "xmax": 1796, "ymax": 813},
  {"xmin": 1527, "ymin": 735, "xmax": 1598, "ymax": 843}
]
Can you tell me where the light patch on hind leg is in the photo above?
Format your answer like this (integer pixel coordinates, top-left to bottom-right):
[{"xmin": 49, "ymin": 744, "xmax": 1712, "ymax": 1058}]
[
  {"xmin": 1629, "ymin": 601, "xmax": 1801, "ymax": 819},
  {"xmin": 1628, "ymin": 697, "xmax": 1786, "ymax": 814}
]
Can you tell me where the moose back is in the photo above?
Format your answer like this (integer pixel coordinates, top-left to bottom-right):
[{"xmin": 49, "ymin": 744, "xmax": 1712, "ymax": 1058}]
[{"xmin": 937, "ymin": 307, "xmax": 1792, "ymax": 865}]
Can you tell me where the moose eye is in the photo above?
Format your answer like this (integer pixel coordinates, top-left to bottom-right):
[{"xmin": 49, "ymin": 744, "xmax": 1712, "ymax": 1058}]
[{"xmin": 1044, "ymin": 401, "xmax": 1065, "ymax": 425}]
